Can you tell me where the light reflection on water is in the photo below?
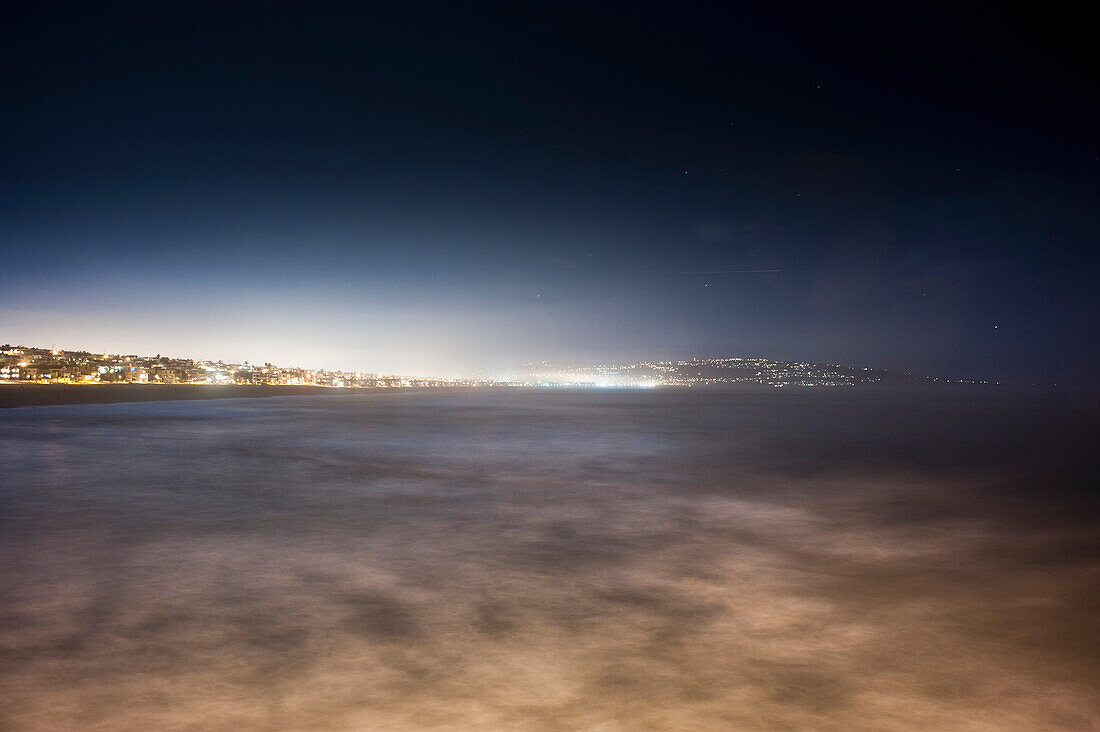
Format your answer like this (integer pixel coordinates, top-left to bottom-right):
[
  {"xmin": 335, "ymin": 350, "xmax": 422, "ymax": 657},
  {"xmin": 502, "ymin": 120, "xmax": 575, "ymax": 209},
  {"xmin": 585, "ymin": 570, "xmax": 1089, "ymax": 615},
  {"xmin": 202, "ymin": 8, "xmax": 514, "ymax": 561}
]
[{"xmin": 1, "ymin": 389, "xmax": 1097, "ymax": 729}]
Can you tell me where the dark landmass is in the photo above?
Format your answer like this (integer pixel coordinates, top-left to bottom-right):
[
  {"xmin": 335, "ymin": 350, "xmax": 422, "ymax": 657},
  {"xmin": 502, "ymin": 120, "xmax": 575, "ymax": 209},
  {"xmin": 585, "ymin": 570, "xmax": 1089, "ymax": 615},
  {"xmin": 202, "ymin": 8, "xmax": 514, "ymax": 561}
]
[
  {"xmin": 0, "ymin": 384, "xmax": 393, "ymax": 409},
  {"xmin": 519, "ymin": 356, "xmax": 1003, "ymax": 387}
]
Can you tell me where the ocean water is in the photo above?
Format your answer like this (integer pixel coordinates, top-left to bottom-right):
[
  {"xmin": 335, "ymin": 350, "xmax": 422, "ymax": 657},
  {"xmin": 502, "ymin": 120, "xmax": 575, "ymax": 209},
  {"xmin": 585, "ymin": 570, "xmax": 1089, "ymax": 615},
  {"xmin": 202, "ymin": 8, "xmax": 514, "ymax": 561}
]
[{"xmin": 0, "ymin": 388, "xmax": 1097, "ymax": 730}]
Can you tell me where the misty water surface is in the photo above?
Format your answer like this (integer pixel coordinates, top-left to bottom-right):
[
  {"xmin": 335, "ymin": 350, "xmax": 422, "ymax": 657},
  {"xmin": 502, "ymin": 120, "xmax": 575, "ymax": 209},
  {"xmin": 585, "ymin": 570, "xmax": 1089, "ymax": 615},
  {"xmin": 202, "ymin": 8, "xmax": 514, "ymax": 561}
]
[{"xmin": 1, "ymin": 389, "xmax": 1097, "ymax": 730}]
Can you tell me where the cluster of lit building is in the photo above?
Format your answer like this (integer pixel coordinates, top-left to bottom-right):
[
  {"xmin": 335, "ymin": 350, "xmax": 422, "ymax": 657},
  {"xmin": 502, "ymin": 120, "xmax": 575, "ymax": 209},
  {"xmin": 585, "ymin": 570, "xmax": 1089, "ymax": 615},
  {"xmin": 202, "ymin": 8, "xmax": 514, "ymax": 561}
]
[
  {"xmin": 519, "ymin": 357, "xmax": 993, "ymax": 388},
  {"xmin": 0, "ymin": 345, "xmax": 498, "ymax": 389},
  {"xmin": 1, "ymin": 346, "xmax": 995, "ymax": 390}
]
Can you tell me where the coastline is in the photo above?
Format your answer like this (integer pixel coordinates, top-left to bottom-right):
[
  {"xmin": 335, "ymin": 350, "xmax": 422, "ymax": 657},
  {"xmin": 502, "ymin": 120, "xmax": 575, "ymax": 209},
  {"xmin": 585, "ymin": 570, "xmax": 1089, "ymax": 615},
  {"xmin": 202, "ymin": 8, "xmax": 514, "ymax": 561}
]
[
  {"xmin": 1, "ymin": 382, "xmax": 1088, "ymax": 411},
  {"xmin": 0, "ymin": 383, "xmax": 411, "ymax": 409}
]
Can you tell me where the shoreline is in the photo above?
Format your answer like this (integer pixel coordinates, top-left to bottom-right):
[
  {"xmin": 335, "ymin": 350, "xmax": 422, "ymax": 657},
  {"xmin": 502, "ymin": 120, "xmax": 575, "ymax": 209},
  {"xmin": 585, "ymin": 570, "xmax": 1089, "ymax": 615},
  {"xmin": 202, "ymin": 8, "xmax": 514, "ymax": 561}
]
[
  {"xmin": 0, "ymin": 383, "xmax": 429, "ymax": 409},
  {"xmin": 0, "ymin": 382, "xmax": 1084, "ymax": 410}
]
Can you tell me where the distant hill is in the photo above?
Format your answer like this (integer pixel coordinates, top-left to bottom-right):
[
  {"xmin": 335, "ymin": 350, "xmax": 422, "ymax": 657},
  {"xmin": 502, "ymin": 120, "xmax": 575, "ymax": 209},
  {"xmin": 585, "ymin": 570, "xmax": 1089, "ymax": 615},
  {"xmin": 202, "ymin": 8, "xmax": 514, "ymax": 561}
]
[{"xmin": 518, "ymin": 357, "xmax": 991, "ymax": 387}]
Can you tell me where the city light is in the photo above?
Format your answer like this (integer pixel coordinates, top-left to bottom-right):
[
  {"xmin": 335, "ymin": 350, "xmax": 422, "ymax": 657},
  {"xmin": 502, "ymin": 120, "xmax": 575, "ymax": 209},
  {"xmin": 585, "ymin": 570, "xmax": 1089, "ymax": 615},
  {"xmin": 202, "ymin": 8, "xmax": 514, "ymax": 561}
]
[{"xmin": 0, "ymin": 344, "xmax": 997, "ymax": 390}]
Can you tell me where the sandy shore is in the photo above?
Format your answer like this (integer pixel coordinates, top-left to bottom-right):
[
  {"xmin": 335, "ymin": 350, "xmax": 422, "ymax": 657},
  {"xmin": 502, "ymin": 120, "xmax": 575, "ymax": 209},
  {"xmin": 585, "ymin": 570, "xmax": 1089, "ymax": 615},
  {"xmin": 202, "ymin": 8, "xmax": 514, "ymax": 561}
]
[{"xmin": 0, "ymin": 383, "xmax": 398, "ymax": 409}]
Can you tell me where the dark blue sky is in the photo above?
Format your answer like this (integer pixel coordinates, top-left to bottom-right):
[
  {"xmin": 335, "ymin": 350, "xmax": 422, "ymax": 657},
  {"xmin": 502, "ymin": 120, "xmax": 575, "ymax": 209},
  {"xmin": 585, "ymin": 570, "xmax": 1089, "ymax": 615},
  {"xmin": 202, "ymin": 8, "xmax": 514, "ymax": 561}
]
[{"xmin": 2, "ymin": 2, "xmax": 1096, "ymax": 380}]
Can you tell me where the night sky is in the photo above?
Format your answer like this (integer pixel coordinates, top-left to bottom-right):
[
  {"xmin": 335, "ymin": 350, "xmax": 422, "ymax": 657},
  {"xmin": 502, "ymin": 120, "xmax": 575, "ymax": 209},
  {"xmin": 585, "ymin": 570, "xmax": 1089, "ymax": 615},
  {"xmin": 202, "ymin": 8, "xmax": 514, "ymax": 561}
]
[{"xmin": 2, "ymin": 3, "xmax": 1096, "ymax": 381}]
